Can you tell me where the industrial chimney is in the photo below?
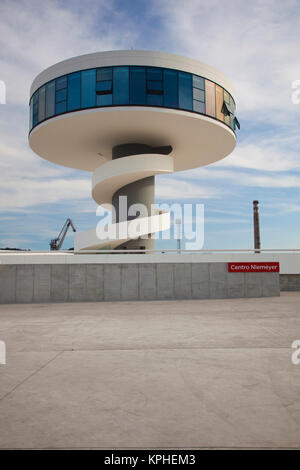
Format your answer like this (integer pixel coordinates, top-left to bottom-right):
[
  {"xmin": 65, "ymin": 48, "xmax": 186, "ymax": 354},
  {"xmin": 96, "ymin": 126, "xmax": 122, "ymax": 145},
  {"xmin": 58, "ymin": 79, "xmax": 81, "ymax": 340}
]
[{"xmin": 253, "ymin": 200, "xmax": 261, "ymax": 253}]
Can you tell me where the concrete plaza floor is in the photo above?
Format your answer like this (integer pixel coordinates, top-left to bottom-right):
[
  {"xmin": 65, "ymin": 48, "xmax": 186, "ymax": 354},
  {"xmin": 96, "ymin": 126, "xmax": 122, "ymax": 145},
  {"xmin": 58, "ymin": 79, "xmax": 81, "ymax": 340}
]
[{"xmin": 0, "ymin": 293, "xmax": 300, "ymax": 449}]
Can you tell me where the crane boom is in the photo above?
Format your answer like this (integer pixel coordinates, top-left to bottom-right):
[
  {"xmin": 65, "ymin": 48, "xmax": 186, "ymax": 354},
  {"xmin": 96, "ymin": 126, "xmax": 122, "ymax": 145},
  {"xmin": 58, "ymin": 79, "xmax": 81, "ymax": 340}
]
[{"xmin": 50, "ymin": 219, "xmax": 76, "ymax": 250}]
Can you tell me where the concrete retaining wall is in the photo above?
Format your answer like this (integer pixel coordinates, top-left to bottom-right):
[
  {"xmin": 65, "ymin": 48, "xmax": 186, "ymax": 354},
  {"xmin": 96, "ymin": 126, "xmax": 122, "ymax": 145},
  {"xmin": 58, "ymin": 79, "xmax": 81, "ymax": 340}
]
[
  {"xmin": 0, "ymin": 252, "xmax": 298, "ymax": 273},
  {"xmin": 280, "ymin": 274, "xmax": 300, "ymax": 292},
  {"xmin": 0, "ymin": 262, "xmax": 280, "ymax": 304}
]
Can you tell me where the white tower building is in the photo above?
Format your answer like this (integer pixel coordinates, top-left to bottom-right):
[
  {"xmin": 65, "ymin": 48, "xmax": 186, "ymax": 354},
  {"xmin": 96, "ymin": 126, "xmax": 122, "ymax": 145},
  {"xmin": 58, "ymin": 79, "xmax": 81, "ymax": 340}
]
[{"xmin": 29, "ymin": 50, "xmax": 239, "ymax": 251}]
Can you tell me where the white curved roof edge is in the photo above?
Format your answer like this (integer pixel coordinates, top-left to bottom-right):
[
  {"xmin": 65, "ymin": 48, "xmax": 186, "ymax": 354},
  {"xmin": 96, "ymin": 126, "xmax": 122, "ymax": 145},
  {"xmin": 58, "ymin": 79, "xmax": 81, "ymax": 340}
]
[{"xmin": 30, "ymin": 50, "xmax": 235, "ymax": 97}]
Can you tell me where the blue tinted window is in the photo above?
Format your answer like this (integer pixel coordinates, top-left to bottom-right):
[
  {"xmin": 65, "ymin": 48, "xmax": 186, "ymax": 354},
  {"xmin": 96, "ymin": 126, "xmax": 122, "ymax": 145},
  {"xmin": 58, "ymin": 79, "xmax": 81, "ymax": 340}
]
[
  {"xmin": 56, "ymin": 76, "xmax": 67, "ymax": 90},
  {"xmin": 179, "ymin": 72, "xmax": 193, "ymax": 110},
  {"xmin": 33, "ymin": 92, "xmax": 38, "ymax": 126},
  {"xmin": 130, "ymin": 67, "xmax": 146, "ymax": 105},
  {"xmin": 147, "ymin": 94, "xmax": 163, "ymax": 106},
  {"xmin": 30, "ymin": 66, "xmax": 236, "ymax": 132},
  {"xmin": 193, "ymin": 100, "xmax": 205, "ymax": 113},
  {"xmin": 163, "ymin": 69, "xmax": 178, "ymax": 108},
  {"xmin": 38, "ymin": 86, "xmax": 45, "ymax": 122},
  {"xmin": 55, "ymin": 101, "xmax": 67, "ymax": 114},
  {"xmin": 147, "ymin": 68, "xmax": 162, "ymax": 80},
  {"xmin": 96, "ymin": 81, "xmax": 112, "ymax": 92},
  {"xmin": 193, "ymin": 88, "xmax": 205, "ymax": 102},
  {"xmin": 96, "ymin": 94, "xmax": 112, "ymax": 106},
  {"xmin": 81, "ymin": 69, "xmax": 96, "ymax": 108},
  {"xmin": 33, "ymin": 112, "xmax": 38, "ymax": 127},
  {"xmin": 97, "ymin": 68, "xmax": 112, "ymax": 81},
  {"xmin": 113, "ymin": 67, "xmax": 129, "ymax": 105},
  {"xmin": 45, "ymin": 81, "xmax": 55, "ymax": 118},
  {"xmin": 147, "ymin": 80, "xmax": 163, "ymax": 91},
  {"xmin": 193, "ymin": 75, "xmax": 205, "ymax": 90},
  {"xmin": 67, "ymin": 72, "xmax": 80, "ymax": 111},
  {"xmin": 29, "ymin": 98, "xmax": 33, "ymax": 130},
  {"xmin": 56, "ymin": 88, "xmax": 67, "ymax": 103}
]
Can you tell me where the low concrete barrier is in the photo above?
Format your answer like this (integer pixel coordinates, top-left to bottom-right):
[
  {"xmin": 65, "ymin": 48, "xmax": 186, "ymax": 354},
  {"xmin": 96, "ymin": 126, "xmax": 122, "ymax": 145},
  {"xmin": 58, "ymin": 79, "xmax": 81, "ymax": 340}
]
[
  {"xmin": 0, "ymin": 262, "xmax": 280, "ymax": 304},
  {"xmin": 280, "ymin": 274, "xmax": 300, "ymax": 291}
]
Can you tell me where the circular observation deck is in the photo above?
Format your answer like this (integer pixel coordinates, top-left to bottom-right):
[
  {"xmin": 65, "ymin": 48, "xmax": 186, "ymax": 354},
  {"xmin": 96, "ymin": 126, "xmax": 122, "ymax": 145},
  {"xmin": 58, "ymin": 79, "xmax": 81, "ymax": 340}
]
[{"xmin": 29, "ymin": 50, "xmax": 237, "ymax": 173}]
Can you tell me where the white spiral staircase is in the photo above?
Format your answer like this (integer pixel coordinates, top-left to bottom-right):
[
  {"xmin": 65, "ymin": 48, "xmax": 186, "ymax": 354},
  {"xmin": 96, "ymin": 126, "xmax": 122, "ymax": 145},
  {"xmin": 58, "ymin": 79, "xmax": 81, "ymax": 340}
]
[{"xmin": 75, "ymin": 151, "xmax": 174, "ymax": 251}]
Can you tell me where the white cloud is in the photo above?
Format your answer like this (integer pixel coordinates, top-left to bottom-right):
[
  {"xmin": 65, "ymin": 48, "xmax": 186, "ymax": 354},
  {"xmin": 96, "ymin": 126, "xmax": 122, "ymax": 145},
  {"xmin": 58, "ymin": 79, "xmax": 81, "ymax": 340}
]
[
  {"xmin": 0, "ymin": 0, "xmax": 137, "ymax": 106},
  {"xmin": 0, "ymin": 0, "xmax": 136, "ymax": 211},
  {"xmin": 156, "ymin": 177, "xmax": 221, "ymax": 200},
  {"xmin": 264, "ymin": 202, "xmax": 300, "ymax": 214},
  {"xmin": 0, "ymin": 177, "xmax": 91, "ymax": 209},
  {"xmin": 216, "ymin": 141, "xmax": 300, "ymax": 172},
  {"xmin": 151, "ymin": 0, "xmax": 300, "ymax": 122},
  {"xmin": 186, "ymin": 167, "xmax": 300, "ymax": 189}
]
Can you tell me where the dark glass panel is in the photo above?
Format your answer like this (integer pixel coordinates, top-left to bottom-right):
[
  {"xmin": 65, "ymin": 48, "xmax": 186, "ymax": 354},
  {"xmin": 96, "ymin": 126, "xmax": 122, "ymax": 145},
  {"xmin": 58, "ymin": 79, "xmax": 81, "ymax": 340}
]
[
  {"xmin": 56, "ymin": 76, "xmax": 67, "ymax": 91},
  {"xmin": 96, "ymin": 94, "xmax": 112, "ymax": 106},
  {"xmin": 205, "ymin": 79, "xmax": 216, "ymax": 117},
  {"xmin": 193, "ymin": 75, "xmax": 205, "ymax": 90},
  {"xmin": 234, "ymin": 116, "xmax": 240, "ymax": 130},
  {"xmin": 32, "ymin": 90, "xmax": 39, "ymax": 126},
  {"xmin": 230, "ymin": 95, "xmax": 235, "ymax": 113},
  {"xmin": 67, "ymin": 72, "xmax": 80, "ymax": 111},
  {"xmin": 215, "ymin": 85, "xmax": 224, "ymax": 122},
  {"xmin": 45, "ymin": 81, "xmax": 55, "ymax": 118},
  {"xmin": 147, "ymin": 68, "xmax": 163, "ymax": 80},
  {"xmin": 97, "ymin": 67, "xmax": 113, "ymax": 81},
  {"xmin": 29, "ymin": 98, "xmax": 33, "ymax": 130},
  {"xmin": 113, "ymin": 66, "xmax": 129, "ymax": 105},
  {"xmin": 147, "ymin": 80, "xmax": 163, "ymax": 91},
  {"xmin": 33, "ymin": 112, "xmax": 38, "ymax": 127},
  {"xmin": 130, "ymin": 67, "xmax": 146, "ymax": 105},
  {"xmin": 32, "ymin": 92, "xmax": 38, "ymax": 126},
  {"xmin": 223, "ymin": 99, "xmax": 230, "ymax": 125},
  {"xmin": 163, "ymin": 69, "xmax": 178, "ymax": 108},
  {"xmin": 38, "ymin": 86, "xmax": 45, "ymax": 122},
  {"xmin": 56, "ymin": 88, "xmax": 67, "ymax": 103},
  {"xmin": 147, "ymin": 94, "xmax": 163, "ymax": 106},
  {"xmin": 224, "ymin": 89, "xmax": 230, "ymax": 104},
  {"xmin": 96, "ymin": 81, "xmax": 112, "ymax": 92},
  {"xmin": 33, "ymin": 102, "xmax": 38, "ymax": 116},
  {"xmin": 229, "ymin": 96, "xmax": 235, "ymax": 129},
  {"xmin": 81, "ymin": 69, "xmax": 96, "ymax": 108},
  {"xmin": 193, "ymin": 100, "xmax": 205, "ymax": 114},
  {"xmin": 222, "ymin": 101, "xmax": 231, "ymax": 116},
  {"xmin": 178, "ymin": 72, "xmax": 193, "ymax": 110},
  {"xmin": 193, "ymin": 88, "xmax": 205, "ymax": 102},
  {"xmin": 55, "ymin": 100, "xmax": 67, "ymax": 114}
]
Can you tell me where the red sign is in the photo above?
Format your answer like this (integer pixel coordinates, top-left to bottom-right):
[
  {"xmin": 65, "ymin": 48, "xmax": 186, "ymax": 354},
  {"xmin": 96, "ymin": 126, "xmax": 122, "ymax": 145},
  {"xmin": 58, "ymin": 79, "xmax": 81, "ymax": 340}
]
[{"xmin": 228, "ymin": 262, "xmax": 280, "ymax": 273}]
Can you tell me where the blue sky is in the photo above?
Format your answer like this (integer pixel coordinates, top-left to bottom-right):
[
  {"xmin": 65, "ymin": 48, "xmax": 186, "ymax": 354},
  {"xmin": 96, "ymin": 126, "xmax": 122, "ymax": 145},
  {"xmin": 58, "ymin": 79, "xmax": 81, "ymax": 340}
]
[{"xmin": 0, "ymin": 0, "xmax": 300, "ymax": 250}]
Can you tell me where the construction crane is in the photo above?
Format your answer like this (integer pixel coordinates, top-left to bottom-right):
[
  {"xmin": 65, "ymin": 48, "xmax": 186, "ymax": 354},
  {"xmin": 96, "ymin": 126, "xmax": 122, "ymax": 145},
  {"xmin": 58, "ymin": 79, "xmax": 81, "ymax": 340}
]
[{"xmin": 50, "ymin": 219, "xmax": 76, "ymax": 251}]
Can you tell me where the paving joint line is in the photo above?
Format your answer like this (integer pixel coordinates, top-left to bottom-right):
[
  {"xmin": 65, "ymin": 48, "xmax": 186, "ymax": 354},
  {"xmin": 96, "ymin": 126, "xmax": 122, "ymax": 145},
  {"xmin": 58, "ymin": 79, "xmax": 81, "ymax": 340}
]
[{"xmin": 0, "ymin": 350, "xmax": 63, "ymax": 402}]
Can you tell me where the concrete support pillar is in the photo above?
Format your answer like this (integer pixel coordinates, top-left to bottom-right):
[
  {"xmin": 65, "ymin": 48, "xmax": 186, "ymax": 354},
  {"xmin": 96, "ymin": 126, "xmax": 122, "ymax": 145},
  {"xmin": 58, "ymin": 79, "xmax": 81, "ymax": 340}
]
[{"xmin": 112, "ymin": 143, "xmax": 171, "ymax": 251}]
